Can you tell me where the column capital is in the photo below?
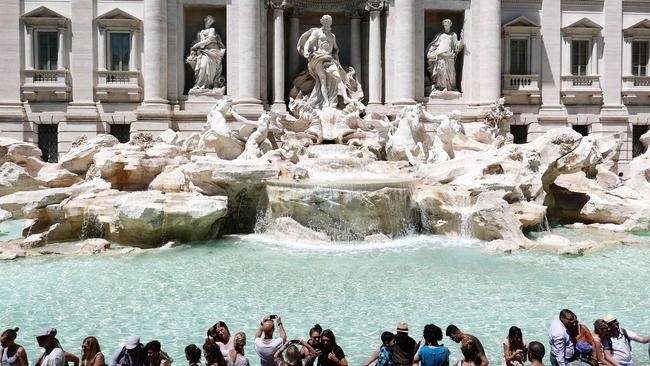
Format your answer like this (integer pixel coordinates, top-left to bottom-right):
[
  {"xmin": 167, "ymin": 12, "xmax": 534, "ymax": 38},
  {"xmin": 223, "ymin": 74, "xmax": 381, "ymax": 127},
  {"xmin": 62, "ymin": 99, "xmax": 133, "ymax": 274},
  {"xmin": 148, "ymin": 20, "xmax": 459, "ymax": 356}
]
[
  {"xmin": 288, "ymin": 6, "xmax": 303, "ymax": 18},
  {"xmin": 268, "ymin": 0, "xmax": 289, "ymax": 10},
  {"xmin": 345, "ymin": 4, "xmax": 363, "ymax": 18},
  {"xmin": 365, "ymin": 0, "xmax": 386, "ymax": 13}
]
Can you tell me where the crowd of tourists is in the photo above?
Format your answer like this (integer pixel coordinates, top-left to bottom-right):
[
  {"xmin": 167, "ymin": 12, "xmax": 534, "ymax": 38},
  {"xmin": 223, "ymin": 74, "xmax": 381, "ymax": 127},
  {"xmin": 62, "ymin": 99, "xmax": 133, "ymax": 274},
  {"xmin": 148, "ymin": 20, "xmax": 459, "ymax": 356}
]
[{"xmin": 1, "ymin": 310, "xmax": 649, "ymax": 366}]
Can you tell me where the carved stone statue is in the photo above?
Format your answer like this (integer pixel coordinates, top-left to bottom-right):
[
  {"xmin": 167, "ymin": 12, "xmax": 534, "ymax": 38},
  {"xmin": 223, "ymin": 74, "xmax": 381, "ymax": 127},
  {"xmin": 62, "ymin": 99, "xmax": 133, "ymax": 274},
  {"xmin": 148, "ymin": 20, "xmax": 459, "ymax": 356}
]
[
  {"xmin": 186, "ymin": 15, "xmax": 226, "ymax": 95},
  {"xmin": 426, "ymin": 19, "xmax": 464, "ymax": 94},
  {"xmin": 295, "ymin": 14, "xmax": 363, "ymax": 110}
]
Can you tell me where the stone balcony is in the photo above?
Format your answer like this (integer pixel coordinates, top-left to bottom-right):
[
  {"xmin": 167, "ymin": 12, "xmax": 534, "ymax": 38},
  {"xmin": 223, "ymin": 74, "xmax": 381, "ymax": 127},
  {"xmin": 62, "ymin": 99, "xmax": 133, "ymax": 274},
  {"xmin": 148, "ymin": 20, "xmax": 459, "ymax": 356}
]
[
  {"xmin": 502, "ymin": 74, "xmax": 541, "ymax": 104},
  {"xmin": 561, "ymin": 75, "xmax": 603, "ymax": 105},
  {"xmin": 622, "ymin": 76, "xmax": 650, "ymax": 105},
  {"xmin": 95, "ymin": 70, "xmax": 143, "ymax": 102},
  {"xmin": 22, "ymin": 69, "xmax": 70, "ymax": 102}
]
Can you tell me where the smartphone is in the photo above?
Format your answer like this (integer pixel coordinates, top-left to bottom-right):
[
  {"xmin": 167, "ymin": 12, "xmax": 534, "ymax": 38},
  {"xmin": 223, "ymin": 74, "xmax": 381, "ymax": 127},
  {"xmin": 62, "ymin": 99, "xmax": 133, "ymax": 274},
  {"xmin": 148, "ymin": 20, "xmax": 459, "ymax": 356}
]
[
  {"xmin": 269, "ymin": 314, "xmax": 277, "ymax": 320},
  {"xmin": 290, "ymin": 339, "xmax": 300, "ymax": 344}
]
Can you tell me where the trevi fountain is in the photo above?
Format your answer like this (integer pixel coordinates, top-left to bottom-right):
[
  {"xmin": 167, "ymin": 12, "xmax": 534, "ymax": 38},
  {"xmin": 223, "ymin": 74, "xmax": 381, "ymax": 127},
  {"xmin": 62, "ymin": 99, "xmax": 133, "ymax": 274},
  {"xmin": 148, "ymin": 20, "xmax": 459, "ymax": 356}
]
[{"xmin": 1, "ymin": 12, "xmax": 650, "ymax": 366}]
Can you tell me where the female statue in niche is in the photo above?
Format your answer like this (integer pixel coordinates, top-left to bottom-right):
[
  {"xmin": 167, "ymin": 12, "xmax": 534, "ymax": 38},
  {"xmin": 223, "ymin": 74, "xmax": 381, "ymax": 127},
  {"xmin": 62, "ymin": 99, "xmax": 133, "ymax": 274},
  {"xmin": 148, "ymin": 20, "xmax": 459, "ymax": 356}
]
[
  {"xmin": 186, "ymin": 15, "xmax": 226, "ymax": 95},
  {"xmin": 426, "ymin": 19, "xmax": 464, "ymax": 93}
]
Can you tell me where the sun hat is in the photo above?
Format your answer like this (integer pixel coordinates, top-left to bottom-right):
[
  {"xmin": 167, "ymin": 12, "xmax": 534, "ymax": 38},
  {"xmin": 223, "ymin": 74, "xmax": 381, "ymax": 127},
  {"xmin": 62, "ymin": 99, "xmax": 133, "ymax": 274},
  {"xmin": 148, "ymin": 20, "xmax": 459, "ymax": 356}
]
[
  {"xmin": 33, "ymin": 327, "xmax": 57, "ymax": 338},
  {"xmin": 603, "ymin": 315, "xmax": 618, "ymax": 324},
  {"xmin": 396, "ymin": 322, "xmax": 409, "ymax": 333},
  {"xmin": 125, "ymin": 335, "xmax": 141, "ymax": 350}
]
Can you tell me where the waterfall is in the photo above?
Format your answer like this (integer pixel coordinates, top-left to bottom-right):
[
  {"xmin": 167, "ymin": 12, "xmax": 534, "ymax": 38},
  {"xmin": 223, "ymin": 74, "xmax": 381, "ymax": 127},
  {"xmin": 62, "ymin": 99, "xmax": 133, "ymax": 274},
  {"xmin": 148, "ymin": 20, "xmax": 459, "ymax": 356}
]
[{"xmin": 451, "ymin": 193, "xmax": 473, "ymax": 238}]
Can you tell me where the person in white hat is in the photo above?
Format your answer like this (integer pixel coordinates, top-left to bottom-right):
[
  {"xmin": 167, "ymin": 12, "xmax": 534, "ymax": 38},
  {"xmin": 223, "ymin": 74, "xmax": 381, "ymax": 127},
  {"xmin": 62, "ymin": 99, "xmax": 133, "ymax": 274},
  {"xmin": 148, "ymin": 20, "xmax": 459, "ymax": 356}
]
[
  {"xmin": 109, "ymin": 336, "xmax": 146, "ymax": 366},
  {"xmin": 601, "ymin": 315, "xmax": 650, "ymax": 366},
  {"xmin": 34, "ymin": 327, "xmax": 65, "ymax": 366}
]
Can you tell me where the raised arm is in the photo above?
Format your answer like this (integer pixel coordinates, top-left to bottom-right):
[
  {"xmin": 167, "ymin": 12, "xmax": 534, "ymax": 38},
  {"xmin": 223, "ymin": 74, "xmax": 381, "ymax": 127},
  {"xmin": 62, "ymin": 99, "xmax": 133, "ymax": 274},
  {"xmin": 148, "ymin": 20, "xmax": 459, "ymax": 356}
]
[
  {"xmin": 274, "ymin": 341, "xmax": 290, "ymax": 361},
  {"xmin": 65, "ymin": 352, "xmax": 80, "ymax": 366},
  {"xmin": 93, "ymin": 353, "xmax": 105, "ymax": 366},
  {"xmin": 277, "ymin": 314, "xmax": 287, "ymax": 342},
  {"xmin": 627, "ymin": 330, "xmax": 650, "ymax": 344}
]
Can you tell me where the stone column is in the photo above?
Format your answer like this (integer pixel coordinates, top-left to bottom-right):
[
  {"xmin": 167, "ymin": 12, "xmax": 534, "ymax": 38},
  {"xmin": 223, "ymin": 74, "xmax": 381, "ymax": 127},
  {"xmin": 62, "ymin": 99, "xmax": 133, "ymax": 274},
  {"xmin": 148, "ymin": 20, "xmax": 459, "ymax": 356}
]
[
  {"xmin": 347, "ymin": 6, "xmax": 362, "ymax": 86},
  {"xmin": 270, "ymin": 0, "xmax": 286, "ymax": 111},
  {"xmin": 235, "ymin": 0, "xmax": 263, "ymax": 115},
  {"xmin": 57, "ymin": 27, "xmax": 65, "ymax": 70},
  {"xmin": 538, "ymin": 0, "xmax": 567, "ymax": 123},
  {"xmin": 366, "ymin": 1, "xmax": 383, "ymax": 107},
  {"xmin": 129, "ymin": 29, "xmax": 138, "ymax": 72},
  {"xmin": 143, "ymin": 0, "xmax": 168, "ymax": 105},
  {"xmin": 0, "ymin": 0, "xmax": 26, "ymax": 141},
  {"xmin": 479, "ymin": 0, "xmax": 501, "ymax": 102},
  {"xmin": 390, "ymin": 0, "xmax": 416, "ymax": 106},
  {"xmin": 98, "ymin": 28, "xmax": 106, "ymax": 71},
  {"xmin": 25, "ymin": 26, "xmax": 34, "ymax": 70},
  {"xmin": 288, "ymin": 10, "xmax": 301, "ymax": 86}
]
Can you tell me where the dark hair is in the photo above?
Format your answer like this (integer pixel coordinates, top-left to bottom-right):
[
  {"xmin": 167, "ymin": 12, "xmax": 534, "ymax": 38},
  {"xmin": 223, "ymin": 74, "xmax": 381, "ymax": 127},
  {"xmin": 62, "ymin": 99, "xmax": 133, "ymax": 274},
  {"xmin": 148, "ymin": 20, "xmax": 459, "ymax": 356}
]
[
  {"xmin": 185, "ymin": 344, "xmax": 202, "ymax": 364},
  {"xmin": 310, "ymin": 324, "xmax": 323, "ymax": 335},
  {"xmin": 528, "ymin": 341, "xmax": 545, "ymax": 361},
  {"xmin": 145, "ymin": 341, "xmax": 161, "ymax": 353},
  {"xmin": 618, "ymin": 172, "xmax": 624, "ymax": 177},
  {"xmin": 1, "ymin": 328, "xmax": 19, "ymax": 341},
  {"xmin": 423, "ymin": 324, "xmax": 443, "ymax": 344},
  {"xmin": 381, "ymin": 332, "xmax": 395, "ymax": 345},
  {"xmin": 208, "ymin": 321, "xmax": 230, "ymax": 342},
  {"xmin": 445, "ymin": 325, "xmax": 460, "ymax": 337},
  {"xmin": 203, "ymin": 339, "xmax": 227, "ymax": 366},
  {"xmin": 508, "ymin": 326, "xmax": 524, "ymax": 349},
  {"xmin": 321, "ymin": 329, "xmax": 336, "ymax": 349},
  {"xmin": 460, "ymin": 338, "xmax": 478, "ymax": 361},
  {"xmin": 559, "ymin": 309, "xmax": 575, "ymax": 319}
]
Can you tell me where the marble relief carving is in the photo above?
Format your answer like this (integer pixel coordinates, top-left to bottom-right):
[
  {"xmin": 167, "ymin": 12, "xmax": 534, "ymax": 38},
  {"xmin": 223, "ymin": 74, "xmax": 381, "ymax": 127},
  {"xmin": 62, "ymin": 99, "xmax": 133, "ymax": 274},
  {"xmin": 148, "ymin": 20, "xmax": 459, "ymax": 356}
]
[{"xmin": 186, "ymin": 15, "xmax": 226, "ymax": 96}]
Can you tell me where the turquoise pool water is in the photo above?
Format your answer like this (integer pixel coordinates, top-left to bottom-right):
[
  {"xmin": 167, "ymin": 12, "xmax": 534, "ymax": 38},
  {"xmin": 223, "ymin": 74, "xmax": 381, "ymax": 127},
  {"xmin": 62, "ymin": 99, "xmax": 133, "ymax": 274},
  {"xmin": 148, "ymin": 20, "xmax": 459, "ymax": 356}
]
[{"xmin": 2, "ymin": 226, "xmax": 650, "ymax": 366}]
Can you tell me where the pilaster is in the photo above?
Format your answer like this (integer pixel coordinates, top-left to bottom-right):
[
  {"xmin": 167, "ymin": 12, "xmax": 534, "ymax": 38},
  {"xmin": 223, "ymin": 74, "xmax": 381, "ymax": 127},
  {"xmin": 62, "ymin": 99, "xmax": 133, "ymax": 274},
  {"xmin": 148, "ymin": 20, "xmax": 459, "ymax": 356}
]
[
  {"xmin": 539, "ymin": 0, "xmax": 567, "ymax": 122},
  {"xmin": 601, "ymin": 0, "xmax": 627, "ymax": 122},
  {"xmin": 479, "ymin": 0, "xmax": 501, "ymax": 102},
  {"xmin": 346, "ymin": 5, "xmax": 363, "ymax": 87},
  {"xmin": 0, "ymin": 0, "xmax": 26, "ymax": 139}
]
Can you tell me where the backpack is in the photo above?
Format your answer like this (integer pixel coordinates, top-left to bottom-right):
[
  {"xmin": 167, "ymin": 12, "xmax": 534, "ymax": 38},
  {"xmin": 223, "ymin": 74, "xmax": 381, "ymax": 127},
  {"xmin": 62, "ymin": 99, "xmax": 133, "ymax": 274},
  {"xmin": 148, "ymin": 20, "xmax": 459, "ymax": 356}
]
[{"xmin": 607, "ymin": 328, "xmax": 632, "ymax": 354}]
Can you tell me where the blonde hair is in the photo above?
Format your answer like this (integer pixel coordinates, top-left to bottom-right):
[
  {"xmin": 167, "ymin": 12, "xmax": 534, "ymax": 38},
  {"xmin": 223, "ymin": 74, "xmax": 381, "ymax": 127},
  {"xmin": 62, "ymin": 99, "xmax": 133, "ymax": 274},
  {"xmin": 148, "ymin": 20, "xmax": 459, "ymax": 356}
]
[{"xmin": 285, "ymin": 345, "xmax": 301, "ymax": 366}]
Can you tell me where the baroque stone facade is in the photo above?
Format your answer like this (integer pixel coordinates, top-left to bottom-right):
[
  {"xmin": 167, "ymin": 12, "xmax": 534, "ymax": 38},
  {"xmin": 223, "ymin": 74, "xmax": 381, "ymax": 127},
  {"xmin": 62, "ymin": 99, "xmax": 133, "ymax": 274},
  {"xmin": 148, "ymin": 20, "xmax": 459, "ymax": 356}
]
[{"xmin": 0, "ymin": 0, "xmax": 649, "ymax": 170}]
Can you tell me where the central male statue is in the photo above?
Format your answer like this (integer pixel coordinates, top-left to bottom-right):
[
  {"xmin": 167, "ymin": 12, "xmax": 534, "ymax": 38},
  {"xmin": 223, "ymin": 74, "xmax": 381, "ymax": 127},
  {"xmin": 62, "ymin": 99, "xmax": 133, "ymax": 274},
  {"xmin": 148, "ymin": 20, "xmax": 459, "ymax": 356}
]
[{"xmin": 297, "ymin": 15, "xmax": 361, "ymax": 109}]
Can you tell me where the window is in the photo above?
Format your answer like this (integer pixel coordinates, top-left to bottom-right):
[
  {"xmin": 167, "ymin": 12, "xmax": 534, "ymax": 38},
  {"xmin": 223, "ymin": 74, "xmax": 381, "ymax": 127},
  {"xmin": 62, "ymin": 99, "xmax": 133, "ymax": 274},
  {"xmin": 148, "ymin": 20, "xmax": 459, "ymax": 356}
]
[
  {"xmin": 632, "ymin": 41, "xmax": 649, "ymax": 76},
  {"xmin": 571, "ymin": 40, "xmax": 590, "ymax": 76},
  {"xmin": 110, "ymin": 32, "xmax": 131, "ymax": 71},
  {"xmin": 110, "ymin": 124, "xmax": 131, "ymax": 143},
  {"xmin": 38, "ymin": 124, "xmax": 58, "ymax": 163},
  {"xmin": 572, "ymin": 124, "xmax": 589, "ymax": 137},
  {"xmin": 510, "ymin": 39, "xmax": 529, "ymax": 74},
  {"xmin": 633, "ymin": 125, "xmax": 649, "ymax": 158},
  {"xmin": 37, "ymin": 31, "xmax": 58, "ymax": 70},
  {"xmin": 510, "ymin": 125, "xmax": 528, "ymax": 144}
]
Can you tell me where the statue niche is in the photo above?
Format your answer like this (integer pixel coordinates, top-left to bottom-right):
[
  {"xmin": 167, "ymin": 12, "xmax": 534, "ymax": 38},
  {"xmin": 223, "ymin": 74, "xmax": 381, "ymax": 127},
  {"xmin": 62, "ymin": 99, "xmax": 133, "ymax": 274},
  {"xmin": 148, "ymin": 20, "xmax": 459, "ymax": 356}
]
[
  {"xmin": 186, "ymin": 15, "xmax": 226, "ymax": 96},
  {"xmin": 426, "ymin": 18, "xmax": 464, "ymax": 99},
  {"xmin": 290, "ymin": 14, "xmax": 364, "ymax": 111}
]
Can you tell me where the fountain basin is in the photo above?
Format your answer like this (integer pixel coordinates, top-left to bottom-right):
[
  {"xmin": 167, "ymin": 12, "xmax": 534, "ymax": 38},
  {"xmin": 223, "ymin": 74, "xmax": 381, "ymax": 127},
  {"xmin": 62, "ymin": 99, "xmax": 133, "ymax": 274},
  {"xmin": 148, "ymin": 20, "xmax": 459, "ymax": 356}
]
[{"xmin": 262, "ymin": 178, "xmax": 418, "ymax": 241}]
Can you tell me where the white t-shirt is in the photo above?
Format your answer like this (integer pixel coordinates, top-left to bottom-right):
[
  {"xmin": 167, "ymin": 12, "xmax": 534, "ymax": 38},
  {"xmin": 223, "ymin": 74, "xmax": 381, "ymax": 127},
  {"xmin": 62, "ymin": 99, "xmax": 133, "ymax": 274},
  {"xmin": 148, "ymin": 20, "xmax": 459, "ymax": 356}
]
[
  {"xmin": 609, "ymin": 329, "xmax": 638, "ymax": 366},
  {"xmin": 253, "ymin": 338, "xmax": 283, "ymax": 366},
  {"xmin": 42, "ymin": 348, "xmax": 66, "ymax": 366}
]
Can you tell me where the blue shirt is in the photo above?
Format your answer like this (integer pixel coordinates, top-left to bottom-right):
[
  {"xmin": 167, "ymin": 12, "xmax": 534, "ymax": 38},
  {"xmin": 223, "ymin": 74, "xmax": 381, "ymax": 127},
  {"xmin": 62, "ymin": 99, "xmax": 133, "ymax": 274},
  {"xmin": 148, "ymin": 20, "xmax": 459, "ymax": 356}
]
[
  {"xmin": 377, "ymin": 345, "xmax": 394, "ymax": 366},
  {"xmin": 418, "ymin": 345, "xmax": 449, "ymax": 366}
]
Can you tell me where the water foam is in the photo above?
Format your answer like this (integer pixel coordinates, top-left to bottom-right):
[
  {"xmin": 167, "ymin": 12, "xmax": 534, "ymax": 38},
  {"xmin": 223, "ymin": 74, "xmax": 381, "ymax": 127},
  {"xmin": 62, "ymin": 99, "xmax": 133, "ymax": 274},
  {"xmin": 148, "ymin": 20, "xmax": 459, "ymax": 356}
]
[{"xmin": 228, "ymin": 233, "xmax": 483, "ymax": 254}]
